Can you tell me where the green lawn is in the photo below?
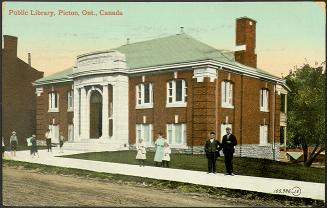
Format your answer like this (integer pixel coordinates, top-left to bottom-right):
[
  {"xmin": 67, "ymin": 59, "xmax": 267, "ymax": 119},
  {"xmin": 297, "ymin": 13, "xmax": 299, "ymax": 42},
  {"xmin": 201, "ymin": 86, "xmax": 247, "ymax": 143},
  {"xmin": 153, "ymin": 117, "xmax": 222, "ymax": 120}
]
[{"xmin": 61, "ymin": 150, "xmax": 324, "ymax": 183}]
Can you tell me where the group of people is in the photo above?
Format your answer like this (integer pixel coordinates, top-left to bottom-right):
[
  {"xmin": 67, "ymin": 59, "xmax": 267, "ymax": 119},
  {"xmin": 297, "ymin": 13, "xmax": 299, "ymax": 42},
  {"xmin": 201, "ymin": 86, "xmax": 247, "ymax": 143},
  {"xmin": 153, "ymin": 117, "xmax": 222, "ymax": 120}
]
[
  {"xmin": 1, "ymin": 129, "xmax": 65, "ymax": 158},
  {"xmin": 135, "ymin": 133, "xmax": 171, "ymax": 167},
  {"xmin": 136, "ymin": 127, "xmax": 237, "ymax": 175},
  {"xmin": 205, "ymin": 127, "xmax": 237, "ymax": 176}
]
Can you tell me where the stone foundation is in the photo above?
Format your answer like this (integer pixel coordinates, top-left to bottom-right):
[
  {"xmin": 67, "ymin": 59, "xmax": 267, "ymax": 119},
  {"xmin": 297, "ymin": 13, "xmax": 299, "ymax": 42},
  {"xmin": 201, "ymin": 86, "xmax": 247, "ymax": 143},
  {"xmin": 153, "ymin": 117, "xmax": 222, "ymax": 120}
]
[{"xmin": 129, "ymin": 144, "xmax": 280, "ymax": 161}]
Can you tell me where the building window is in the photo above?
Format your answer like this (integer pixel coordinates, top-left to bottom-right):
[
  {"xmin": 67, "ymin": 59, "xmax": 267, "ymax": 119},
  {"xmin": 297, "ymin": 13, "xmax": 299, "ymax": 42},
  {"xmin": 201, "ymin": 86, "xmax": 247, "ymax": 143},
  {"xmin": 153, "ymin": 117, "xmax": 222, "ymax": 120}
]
[
  {"xmin": 166, "ymin": 79, "xmax": 187, "ymax": 107},
  {"xmin": 280, "ymin": 93, "xmax": 286, "ymax": 113},
  {"xmin": 49, "ymin": 124, "xmax": 60, "ymax": 143},
  {"xmin": 48, "ymin": 92, "xmax": 59, "ymax": 112},
  {"xmin": 136, "ymin": 124, "xmax": 153, "ymax": 146},
  {"xmin": 260, "ymin": 89, "xmax": 269, "ymax": 112},
  {"xmin": 221, "ymin": 81, "xmax": 233, "ymax": 108},
  {"xmin": 280, "ymin": 126, "xmax": 285, "ymax": 145},
  {"xmin": 259, "ymin": 125, "xmax": 268, "ymax": 145},
  {"xmin": 67, "ymin": 90, "xmax": 73, "ymax": 111},
  {"xmin": 136, "ymin": 83, "xmax": 153, "ymax": 108},
  {"xmin": 220, "ymin": 123, "xmax": 232, "ymax": 141},
  {"xmin": 166, "ymin": 123, "xmax": 186, "ymax": 146}
]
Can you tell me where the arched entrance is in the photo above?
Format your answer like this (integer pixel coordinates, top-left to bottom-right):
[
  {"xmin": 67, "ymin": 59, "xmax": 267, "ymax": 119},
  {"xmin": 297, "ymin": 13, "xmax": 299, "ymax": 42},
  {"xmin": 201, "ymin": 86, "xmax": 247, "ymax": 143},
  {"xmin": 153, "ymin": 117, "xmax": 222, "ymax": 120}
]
[{"xmin": 89, "ymin": 90, "xmax": 102, "ymax": 138}]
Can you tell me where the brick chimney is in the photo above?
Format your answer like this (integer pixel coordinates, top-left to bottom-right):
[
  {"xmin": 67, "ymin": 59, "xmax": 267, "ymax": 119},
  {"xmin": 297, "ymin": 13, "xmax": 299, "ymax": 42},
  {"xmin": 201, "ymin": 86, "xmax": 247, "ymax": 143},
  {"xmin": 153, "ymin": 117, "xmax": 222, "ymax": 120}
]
[
  {"xmin": 234, "ymin": 17, "xmax": 257, "ymax": 68},
  {"xmin": 3, "ymin": 35, "xmax": 18, "ymax": 57}
]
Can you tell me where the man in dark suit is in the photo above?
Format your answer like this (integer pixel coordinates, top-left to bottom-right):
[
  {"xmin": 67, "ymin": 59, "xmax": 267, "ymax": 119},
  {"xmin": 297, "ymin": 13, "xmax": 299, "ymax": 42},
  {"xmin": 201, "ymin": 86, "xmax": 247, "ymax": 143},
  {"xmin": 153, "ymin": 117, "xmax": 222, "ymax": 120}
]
[
  {"xmin": 221, "ymin": 127, "xmax": 237, "ymax": 176},
  {"xmin": 204, "ymin": 132, "xmax": 221, "ymax": 174}
]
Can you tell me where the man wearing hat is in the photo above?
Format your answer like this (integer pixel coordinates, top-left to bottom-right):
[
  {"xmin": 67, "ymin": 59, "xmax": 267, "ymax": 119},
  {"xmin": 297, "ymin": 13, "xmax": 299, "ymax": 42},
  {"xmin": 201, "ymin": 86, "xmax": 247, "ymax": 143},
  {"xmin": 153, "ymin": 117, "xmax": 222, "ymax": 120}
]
[
  {"xmin": 9, "ymin": 131, "xmax": 18, "ymax": 157},
  {"xmin": 204, "ymin": 131, "xmax": 222, "ymax": 174},
  {"xmin": 221, "ymin": 127, "xmax": 237, "ymax": 176}
]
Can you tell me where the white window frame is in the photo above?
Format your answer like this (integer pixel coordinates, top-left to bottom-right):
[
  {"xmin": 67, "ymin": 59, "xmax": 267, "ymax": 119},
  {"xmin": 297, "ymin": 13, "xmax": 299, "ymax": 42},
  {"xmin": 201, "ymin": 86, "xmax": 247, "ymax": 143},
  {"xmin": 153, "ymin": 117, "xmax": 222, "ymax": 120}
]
[
  {"xmin": 259, "ymin": 125, "xmax": 269, "ymax": 145},
  {"xmin": 136, "ymin": 124, "xmax": 153, "ymax": 146},
  {"xmin": 67, "ymin": 90, "xmax": 73, "ymax": 112},
  {"xmin": 166, "ymin": 79, "xmax": 187, "ymax": 107},
  {"xmin": 48, "ymin": 124, "xmax": 60, "ymax": 143},
  {"xmin": 166, "ymin": 123, "xmax": 187, "ymax": 148},
  {"xmin": 220, "ymin": 123, "xmax": 232, "ymax": 142},
  {"xmin": 221, "ymin": 81, "xmax": 234, "ymax": 108},
  {"xmin": 68, "ymin": 124, "xmax": 74, "ymax": 142},
  {"xmin": 136, "ymin": 83, "xmax": 153, "ymax": 109},
  {"xmin": 260, "ymin": 89, "xmax": 269, "ymax": 112},
  {"xmin": 48, "ymin": 92, "xmax": 59, "ymax": 112}
]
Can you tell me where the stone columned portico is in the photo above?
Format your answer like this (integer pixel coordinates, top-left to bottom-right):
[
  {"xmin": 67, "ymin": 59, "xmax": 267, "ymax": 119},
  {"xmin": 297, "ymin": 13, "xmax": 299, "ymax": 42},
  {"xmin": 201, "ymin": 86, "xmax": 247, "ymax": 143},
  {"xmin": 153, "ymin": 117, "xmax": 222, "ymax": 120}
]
[{"xmin": 70, "ymin": 50, "xmax": 129, "ymax": 149}]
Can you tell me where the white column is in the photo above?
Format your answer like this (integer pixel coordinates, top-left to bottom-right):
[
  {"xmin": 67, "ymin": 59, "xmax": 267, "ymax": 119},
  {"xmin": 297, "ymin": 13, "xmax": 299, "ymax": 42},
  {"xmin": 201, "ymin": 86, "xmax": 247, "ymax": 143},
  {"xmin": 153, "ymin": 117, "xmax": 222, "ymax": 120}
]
[
  {"xmin": 80, "ymin": 87, "xmax": 87, "ymax": 139},
  {"xmin": 73, "ymin": 86, "xmax": 80, "ymax": 142},
  {"xmin": 101, "ymin": 84, "xmax": 109, "ymax": 139},
  {"xmin": 112, "ymin": 76, "xmax": 129, "ymax": 146},
  {"xmin": 86, "ymin": 89, "xmax": 90, "ymax": 139}
]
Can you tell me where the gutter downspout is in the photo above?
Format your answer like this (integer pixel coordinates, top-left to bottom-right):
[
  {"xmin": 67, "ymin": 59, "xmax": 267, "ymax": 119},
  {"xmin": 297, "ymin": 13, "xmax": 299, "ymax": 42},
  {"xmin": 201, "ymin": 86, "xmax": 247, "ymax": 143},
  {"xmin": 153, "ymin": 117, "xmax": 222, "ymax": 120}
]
[
  {"xmin": 240, "ymin": 74, "xmax": 244, "ymax": 157},
  {"xmin": 272, "ymin": 85, "xmax": 276, "ymax": 160},
  {"xmin": 215, "ymin": 68, "xmax": 219, "ymax": 141}
]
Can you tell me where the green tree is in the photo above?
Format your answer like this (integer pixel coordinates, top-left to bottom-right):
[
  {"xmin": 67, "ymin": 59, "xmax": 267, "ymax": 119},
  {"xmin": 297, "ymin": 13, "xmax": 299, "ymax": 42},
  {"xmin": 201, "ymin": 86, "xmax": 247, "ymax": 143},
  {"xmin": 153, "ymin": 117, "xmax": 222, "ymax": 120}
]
[{"xmin": 286, "ymin": 63, "xmax": 325, "ymax": 167}]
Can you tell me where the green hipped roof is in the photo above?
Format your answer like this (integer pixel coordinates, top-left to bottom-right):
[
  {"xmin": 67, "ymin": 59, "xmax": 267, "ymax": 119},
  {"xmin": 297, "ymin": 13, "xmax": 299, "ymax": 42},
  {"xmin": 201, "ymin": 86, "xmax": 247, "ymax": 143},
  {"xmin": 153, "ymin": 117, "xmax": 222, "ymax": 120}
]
[
  {"xmin": 115, "ymin": 34, "xmax": 236, "ymax": 69},
  {"xmin": 35, "ymin": 33, "xmax": 275, "ymax": 84},
  {"xmin": 35, "ymin": 67, "xmax": 73, "ymax": 83}
]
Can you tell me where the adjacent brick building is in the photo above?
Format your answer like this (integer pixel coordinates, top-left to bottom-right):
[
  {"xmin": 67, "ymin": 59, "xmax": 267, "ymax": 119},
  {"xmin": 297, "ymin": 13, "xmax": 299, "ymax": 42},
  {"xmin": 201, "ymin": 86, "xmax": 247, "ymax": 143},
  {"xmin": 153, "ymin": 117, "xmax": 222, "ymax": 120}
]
[
  {"xmin": 33, "ymin": 17, "xmax": 289, "ymax": 160},
  {"xmin": 2, "ymin": 35, "xmax": 44, "ymax": 145}
]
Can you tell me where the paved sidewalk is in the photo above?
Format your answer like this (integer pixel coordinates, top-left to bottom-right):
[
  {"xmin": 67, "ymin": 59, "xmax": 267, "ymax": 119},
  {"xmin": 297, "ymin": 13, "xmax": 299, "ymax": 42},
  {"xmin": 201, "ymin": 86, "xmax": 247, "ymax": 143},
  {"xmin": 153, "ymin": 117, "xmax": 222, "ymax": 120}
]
[{"xmin": 4, "ymin": 149, "xmax": 325, "ymax": 201}]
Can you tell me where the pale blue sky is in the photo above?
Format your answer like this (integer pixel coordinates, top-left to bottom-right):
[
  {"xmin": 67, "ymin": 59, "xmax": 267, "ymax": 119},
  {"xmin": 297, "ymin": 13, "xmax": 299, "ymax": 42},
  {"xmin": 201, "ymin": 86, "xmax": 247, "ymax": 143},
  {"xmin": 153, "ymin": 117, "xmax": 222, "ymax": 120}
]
[{"xmin": 2, "ymin": 2, "xmax": 325, "ymax": 76}]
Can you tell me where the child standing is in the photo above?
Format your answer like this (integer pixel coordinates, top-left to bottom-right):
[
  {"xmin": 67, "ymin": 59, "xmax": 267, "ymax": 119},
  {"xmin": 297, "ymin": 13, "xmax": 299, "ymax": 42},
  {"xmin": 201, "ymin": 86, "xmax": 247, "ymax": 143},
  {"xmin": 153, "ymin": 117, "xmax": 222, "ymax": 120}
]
[
  {"xmin": 2, "ymin": 137, "xmax": 5, "ymax": 157},
  {"xmin": 59, "ymin": 133, "xmax": 65, "ymax": 153},
  {"xmin": 45, "ymin": 129, "xmax": 52, "ymax": 152},
  {"xmin": 162, "ymin": 142, "xmax": 171, "ymax": 168},
  {"xmin": 10, "ymin": 131, "xmax": 18, "ymax": 157},
  {"xmin": 136, "ymin": 138, "xmax": 146, "ymax": 166},
  {"xmin": 30, "ymin": 134, "xmax": 39, "ymax": 158}
]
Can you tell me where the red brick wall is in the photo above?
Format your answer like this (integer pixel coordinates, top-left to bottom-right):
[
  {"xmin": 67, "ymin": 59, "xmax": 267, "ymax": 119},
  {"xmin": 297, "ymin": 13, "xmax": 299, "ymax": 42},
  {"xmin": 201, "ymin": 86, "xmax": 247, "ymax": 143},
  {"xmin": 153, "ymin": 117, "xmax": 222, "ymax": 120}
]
[
  {"xmin": 217, "ymin": 70, "xmax": 280, "ymax": 145},
  {"xmin": 128, "ymin": 68, "xmax": 281, "ymax": 147},
  {"xmin": 2, "ymin": 35, "xmax": 44, "ymax": 145},
  {"xmin": 129, "ymin": 69, "xmax": 194, "ymax": 145},
  {"xmin": 36, "ymin": 83, "xmax": 73, "ymax": 141}
]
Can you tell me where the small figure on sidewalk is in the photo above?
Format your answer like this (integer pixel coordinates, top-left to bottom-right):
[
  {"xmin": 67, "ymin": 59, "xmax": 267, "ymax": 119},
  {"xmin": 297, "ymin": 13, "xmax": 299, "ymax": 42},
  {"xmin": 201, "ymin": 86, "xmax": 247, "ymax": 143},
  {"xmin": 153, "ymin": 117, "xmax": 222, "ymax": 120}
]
[
  {"xmin": 136, "ymin": 138, "xmax": 146, "ymax": 166},
  {"xmin": 59, "ymin": 133, "xmax": 65, "ymax": 153},
  {"xmin": 2, "ymin": 137, "xmax": 5, "ymax": 157},
  {"xmin": 30, "ymin": 134, "xmax": 39, "ymax": 158},
  {"xmin": 154, "ymin": 133, "xmax": 165, "ymax": 167},
  {"xmin": 45, "ymin": 129, "xmax": 52, "ymax": 152},
  {"xmin": 10, "ymin": 131, "xmax": 18, "ymax": 157},
  {"xmin": 204, "ymin": 131, "xmax": 221, "ymax": 174},
  {"xmin": 221, "ymin": 127, "xmax": 237, "ymax": 176},
  {"xmin": 162, "ymin": 142, "xmax": 171, "ymax": 168}
]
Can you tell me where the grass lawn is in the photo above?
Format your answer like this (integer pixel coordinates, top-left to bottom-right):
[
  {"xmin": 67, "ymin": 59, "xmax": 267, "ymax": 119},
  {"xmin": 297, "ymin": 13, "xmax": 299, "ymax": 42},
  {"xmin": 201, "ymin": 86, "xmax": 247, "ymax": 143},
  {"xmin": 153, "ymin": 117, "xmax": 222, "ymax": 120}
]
[{"xmin": 61, "ymin": 150, "xmax": 324, "ymax": 183}]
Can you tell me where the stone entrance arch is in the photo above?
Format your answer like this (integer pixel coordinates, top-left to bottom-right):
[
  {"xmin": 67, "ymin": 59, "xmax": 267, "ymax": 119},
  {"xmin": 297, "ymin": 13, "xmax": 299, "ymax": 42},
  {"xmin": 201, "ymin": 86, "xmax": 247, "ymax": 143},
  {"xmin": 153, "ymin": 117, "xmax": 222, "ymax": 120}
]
[{"xmin": 89, "ymin": 90, "xmax": 102, "ymax": 138}]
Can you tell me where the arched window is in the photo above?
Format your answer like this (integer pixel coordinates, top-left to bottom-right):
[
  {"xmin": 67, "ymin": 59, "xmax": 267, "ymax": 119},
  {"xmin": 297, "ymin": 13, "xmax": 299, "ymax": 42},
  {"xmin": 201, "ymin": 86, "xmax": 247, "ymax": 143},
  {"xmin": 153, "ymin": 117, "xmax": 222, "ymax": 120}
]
[
  {"xmin": 221, "ymin": 81, "xmax": 233, "ymax": 108},
  {"xmin": 260, "ymin": 89, "xmax": 269, "ymax": 112},
  {"xmin": 48, "ymin": 91, "xmax": 59, "ymax": 112},
  {"xmin": 136, "ymin": 83, "xmax": 153, "ymax": 108},
  {"xmin": 166, "ymin": 79, "xmax": 187, "ymax": 107},
  {"xmin": 67, "ymin": 90, "xmax": 73, "ymax": 111}
]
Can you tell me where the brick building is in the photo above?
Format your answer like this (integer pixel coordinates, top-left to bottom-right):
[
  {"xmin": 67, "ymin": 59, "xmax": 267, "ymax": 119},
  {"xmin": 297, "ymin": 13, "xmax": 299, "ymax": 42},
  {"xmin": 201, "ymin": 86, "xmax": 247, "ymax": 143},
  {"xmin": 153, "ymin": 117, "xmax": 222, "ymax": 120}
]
[
  {"xmin": 2, "ymin": 35, "xmax": 44, "ymax": 145},
  {"xmin": 33, "ymin": 17, "xmax": 289, "ymax": 160}
]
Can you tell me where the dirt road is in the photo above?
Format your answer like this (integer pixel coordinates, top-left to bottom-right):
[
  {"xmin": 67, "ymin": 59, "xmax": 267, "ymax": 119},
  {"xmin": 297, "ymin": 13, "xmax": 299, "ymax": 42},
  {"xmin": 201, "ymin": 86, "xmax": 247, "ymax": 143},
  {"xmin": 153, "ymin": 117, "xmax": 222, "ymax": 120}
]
[{"xmin": 3, "ymin": 166, "xmax": 275, "ymax": 207}]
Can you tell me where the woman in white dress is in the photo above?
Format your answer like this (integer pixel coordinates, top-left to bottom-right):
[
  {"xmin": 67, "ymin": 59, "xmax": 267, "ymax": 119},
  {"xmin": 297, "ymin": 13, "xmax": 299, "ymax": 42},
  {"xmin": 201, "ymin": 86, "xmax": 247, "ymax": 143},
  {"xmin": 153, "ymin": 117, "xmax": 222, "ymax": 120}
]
[{"xmin": 136, "ymin": 138, "xmax": 146, "ymax": 166}]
